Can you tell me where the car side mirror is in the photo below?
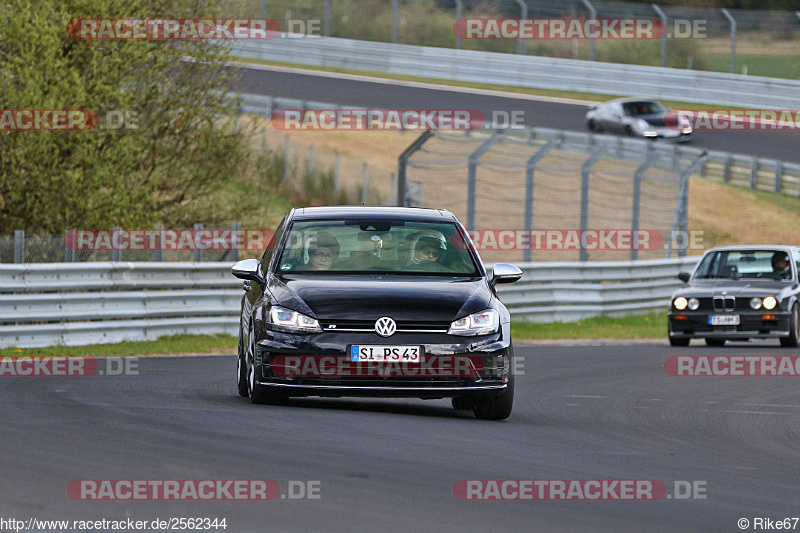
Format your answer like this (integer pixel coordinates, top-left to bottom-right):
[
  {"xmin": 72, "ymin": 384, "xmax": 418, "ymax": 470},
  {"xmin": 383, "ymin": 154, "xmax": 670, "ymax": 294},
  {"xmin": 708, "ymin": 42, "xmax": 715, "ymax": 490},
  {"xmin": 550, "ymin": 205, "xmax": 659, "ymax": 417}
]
[
  {"xmin": 491, "ymin": 263, "xmax": 523, "ymax": 286},
  {"xmin": 231, "ymin": 258, "xmax": 263, "ymax": 283},
  {"xmin": 677, "ymin": 271, "xmax": 691, "ymax": 283}
]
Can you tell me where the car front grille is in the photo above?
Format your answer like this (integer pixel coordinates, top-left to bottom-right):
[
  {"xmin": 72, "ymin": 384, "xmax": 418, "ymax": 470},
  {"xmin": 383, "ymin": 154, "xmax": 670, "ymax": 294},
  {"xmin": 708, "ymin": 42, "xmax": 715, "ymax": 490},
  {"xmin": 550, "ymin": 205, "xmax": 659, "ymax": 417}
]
[
  {"xmin": 712, "ymin": 296, "xmax": 736, "ymax": 311},
  {"xmin": 318, "ymin": 319, "xmax": 450, "ymax": 334}
]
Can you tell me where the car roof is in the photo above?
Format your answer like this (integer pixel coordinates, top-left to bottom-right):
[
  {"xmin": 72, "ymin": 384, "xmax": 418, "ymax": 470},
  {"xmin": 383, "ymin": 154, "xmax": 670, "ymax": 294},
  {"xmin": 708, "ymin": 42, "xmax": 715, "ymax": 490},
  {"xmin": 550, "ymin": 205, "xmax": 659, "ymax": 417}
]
[
  {"xmin": 290, "ymin": 206, "xmax": 457, "ymax": 222},
  {"xmin": 601, "ymin": 97, "xmax": 661, "ymax": 105},
  {"xmin": 704, "ymin": 245, "xmax": 800, "ymax": 253}
]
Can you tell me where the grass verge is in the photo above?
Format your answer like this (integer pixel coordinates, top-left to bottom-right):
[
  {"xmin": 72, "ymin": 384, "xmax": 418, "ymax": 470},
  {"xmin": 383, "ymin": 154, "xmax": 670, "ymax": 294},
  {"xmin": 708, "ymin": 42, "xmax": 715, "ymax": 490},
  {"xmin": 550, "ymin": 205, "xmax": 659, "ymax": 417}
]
[
  {"xmin": 0, "ymin": 315, "xmax": 667, "ymax": 356},
  {"xmin": 511, "ymin": 313, "xmax": 665, "ymax": 341},
  {"xmin": 0, "ymin": 334, "xmax": 237, "ymax": 358}
]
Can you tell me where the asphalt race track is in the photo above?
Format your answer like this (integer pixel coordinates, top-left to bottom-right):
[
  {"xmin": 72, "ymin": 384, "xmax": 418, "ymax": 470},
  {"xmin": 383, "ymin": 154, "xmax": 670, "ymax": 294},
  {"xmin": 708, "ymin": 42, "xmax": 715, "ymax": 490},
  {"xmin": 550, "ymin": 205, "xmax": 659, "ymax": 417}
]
[
  {"xmin": 233, "ymin": 65, "xmax": 800, "ymax": 164},
  {"xmin": 3, "ymin": 343, "xmax": 800, "ymax": 532}
]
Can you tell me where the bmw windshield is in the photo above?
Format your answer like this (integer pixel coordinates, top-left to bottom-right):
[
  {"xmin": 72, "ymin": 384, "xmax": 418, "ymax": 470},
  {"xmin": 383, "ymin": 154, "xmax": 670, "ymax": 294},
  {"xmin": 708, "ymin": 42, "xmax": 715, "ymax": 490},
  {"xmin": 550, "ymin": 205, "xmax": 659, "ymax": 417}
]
[
  {"xmin": 275, "ymin": 219, "xmax": 480, "ymax": 275},
  {"xmin": 694, "ymin": 250, "xmax": 794, "ymax": 281}
]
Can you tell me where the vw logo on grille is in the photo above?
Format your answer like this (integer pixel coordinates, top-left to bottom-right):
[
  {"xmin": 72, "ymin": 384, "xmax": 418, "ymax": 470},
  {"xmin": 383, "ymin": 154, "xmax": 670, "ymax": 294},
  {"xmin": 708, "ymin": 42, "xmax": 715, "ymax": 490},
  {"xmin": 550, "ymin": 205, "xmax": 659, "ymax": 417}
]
[{"xmin": 375, "ymin": 317, "xmax": 397, "ymax": 337}]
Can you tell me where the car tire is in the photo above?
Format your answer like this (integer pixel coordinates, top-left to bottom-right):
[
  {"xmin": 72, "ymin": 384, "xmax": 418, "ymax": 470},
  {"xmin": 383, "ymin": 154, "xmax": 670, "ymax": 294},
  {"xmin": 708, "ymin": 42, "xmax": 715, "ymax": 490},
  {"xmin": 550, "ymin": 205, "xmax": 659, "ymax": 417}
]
[
  {"xmin": 452, "ymin": 396, "xmax": 477, "ymax": 411},
  {"xmin": 588, "ymin": 120, "xmax": 599, "ymax": 133},
  {"xmin": 780, "ymin": 304, "xmax": 799, "ymax": 348},
  {"xmin": 705, "ymin": 338, "xmax": 726, "ymax": 347},
  {"xmin": 625, "ymin": 126, "xmax": 635, "ymax": 137},
  {"xmin": 669, "ymin": 336, "xmax": 690, "ymax": 347},
  {"xmin": 237, "ymin": 323, "xmax": 248, "ymax": 397},
  {"xmin": 245, "ymin": 321, "xmax": 289, "ymax": 405},
  {"xmin": 473, "ymin": 377, "xmax": 514, "ymax": 421}
]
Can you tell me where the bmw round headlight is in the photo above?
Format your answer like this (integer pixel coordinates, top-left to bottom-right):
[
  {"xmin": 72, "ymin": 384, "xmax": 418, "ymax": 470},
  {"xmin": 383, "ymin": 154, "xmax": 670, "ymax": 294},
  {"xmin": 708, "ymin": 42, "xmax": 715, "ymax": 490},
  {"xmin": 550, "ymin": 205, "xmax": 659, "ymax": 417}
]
[
  {"xmin": 763, "ymin": 296, "xmax": 778, "ymax": 310},
  {"xmin": 749, "ymin": 297, "xmax": 762, "ymax": 310},
  {"xmin": 673, "ymin": 297, "xmax": 688, "ymax": 310},
  {"xmin": 688, "ymin": 298, "xmax": 700, "ymax": 310}
]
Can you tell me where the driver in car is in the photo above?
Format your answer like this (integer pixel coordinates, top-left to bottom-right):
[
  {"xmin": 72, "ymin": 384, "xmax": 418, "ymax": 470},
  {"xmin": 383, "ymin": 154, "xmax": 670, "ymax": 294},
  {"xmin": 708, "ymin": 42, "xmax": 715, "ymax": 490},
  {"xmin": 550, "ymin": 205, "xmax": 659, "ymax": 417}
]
[
  {"xmin": 772, "ymin": 251, "xmax": 791, "ymax": 279},
  {"xmin": 307, "ymin": 232, "xmax": 340, "ymax": 270},
  {"xmin": 405, "ymin": 235, "xmax": 447, "ymax": 270}
]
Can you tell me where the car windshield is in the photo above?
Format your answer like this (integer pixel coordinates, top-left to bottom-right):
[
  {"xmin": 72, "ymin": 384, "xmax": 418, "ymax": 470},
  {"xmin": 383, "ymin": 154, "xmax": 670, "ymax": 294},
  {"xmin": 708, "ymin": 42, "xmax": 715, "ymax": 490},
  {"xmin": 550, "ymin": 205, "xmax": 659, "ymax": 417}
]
[
  {"xmin": 622, "ymin": 101, "xmax": 664, "ymax": 116},
  {"xmin": 276, "ymin": 219, "xmax": 480, "ymax": 275},
  {"xmin": 694, "ymin": 250, "xmax": 794, "ymax": 281}
]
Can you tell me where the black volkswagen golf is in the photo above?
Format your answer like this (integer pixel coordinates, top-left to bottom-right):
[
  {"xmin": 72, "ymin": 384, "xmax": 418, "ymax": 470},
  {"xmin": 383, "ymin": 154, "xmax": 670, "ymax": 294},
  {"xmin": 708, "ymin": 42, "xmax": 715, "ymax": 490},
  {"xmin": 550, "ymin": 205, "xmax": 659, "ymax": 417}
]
[{"xmin": 231, "ymin": 206, "xmax": 522, "ymax": 420}]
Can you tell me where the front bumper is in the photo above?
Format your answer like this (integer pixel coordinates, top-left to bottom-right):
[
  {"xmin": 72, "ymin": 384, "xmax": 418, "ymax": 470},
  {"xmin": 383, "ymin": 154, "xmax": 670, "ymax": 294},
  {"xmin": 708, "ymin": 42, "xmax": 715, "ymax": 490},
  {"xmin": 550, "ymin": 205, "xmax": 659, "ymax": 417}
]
[
  {"xmin": 252, "ymin": 323, "xmax": 513, "ymax": 399},
  {"xmin": 668, "ymin": 311, "xmax": 791, "ymax": 339}
]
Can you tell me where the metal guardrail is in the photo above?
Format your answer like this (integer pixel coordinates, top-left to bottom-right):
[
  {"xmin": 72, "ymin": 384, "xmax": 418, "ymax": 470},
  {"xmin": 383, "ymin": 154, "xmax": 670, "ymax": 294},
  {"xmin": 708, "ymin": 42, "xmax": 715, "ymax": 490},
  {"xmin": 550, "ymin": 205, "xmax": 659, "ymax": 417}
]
[
  {"xmin": 0, "ymin": 258, "xmax": 699, "ymax": 348},
  {"xmin": 229, "ymin": 36, "xmax": 800, "ymax": 109}
]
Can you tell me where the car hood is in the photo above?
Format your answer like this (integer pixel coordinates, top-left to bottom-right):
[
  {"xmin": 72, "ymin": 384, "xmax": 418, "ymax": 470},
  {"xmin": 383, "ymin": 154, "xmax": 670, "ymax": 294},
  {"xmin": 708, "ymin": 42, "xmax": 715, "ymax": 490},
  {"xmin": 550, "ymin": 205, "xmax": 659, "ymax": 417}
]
[
  {"xmin": 678, "ymin": 279, "xmax": 794, "ymax": 297},
  {"xmin": 638, "ymin": 113, "xmax": 667, "ymax": 127},
  {"xmin": 267, "ymin": 275, "xmax": 492, "ymax": 321}
]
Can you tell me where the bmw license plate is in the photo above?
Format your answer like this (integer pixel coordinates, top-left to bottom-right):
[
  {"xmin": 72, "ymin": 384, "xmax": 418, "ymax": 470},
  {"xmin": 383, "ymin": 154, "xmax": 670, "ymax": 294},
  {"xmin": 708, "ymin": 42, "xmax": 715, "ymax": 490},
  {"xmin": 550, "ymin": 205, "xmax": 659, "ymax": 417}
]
[
  {"xmin": 350, "ymin": 345, "xmax": 421, "ymax": 362},
  {"xmin": 709, "ymin": 315, "xmax": 740, "ymax": 326}
]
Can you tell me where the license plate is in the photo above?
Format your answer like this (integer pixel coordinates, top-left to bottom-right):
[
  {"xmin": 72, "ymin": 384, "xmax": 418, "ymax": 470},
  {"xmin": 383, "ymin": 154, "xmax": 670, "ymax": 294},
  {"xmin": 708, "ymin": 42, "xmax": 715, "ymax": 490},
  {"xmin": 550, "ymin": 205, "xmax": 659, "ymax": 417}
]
[
  {"xmin": 350, "ymin": 345, "xmax": 421, "ymax": 362},
  {"xmin": 709, "ymin": 315, "xmax": 740, "ymax": 326}
]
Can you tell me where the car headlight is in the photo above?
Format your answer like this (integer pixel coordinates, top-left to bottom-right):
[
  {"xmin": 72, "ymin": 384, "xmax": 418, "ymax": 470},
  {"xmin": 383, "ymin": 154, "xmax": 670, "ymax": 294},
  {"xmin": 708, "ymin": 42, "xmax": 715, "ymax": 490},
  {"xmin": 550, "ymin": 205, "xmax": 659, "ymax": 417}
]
[
  {"xmin": 673, "ymin": 297, "xmax": 688, "ymax": 310},
  {"xmin": 750, "ymin": 297, "xmax": 762, "ymax": 310},
  {"xmin": 763, "ymin": 296, "xmax": 778, "ymax": 310},
  {"xmin": 448, "ymin": 309, "xmax": 499, "ymax": 336},
  {"xmin": 267, "ymin": 305, "xmax": 321, "ymax": 333},
  {"xmin": 688, "ymin": 298, "xmax": 700, "ymax": 310}
]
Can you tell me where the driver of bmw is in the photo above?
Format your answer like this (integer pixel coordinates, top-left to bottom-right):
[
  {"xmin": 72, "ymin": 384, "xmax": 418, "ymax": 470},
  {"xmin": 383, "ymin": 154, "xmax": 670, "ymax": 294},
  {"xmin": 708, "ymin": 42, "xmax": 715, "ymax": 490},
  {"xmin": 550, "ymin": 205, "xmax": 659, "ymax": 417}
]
[{"xmin": 772, "ymin": 251, "xmax": 791, "ymax": 279}]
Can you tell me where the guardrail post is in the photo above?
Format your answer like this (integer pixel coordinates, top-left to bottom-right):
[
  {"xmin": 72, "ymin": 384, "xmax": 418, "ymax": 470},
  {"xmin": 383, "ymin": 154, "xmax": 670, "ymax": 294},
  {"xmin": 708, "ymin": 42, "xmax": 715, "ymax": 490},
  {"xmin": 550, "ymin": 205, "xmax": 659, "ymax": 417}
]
[
  {"xmin": 13, "ymin": 229, "xmax": 24, "ymax": 263},
  {"xmin": 194, "ymin": 223, "xmax": 202, "ymax": 262},
  {"xmin": 261, "ymin": 0, "xmax": 266, "ymax": 18},
  {"xmin": 391, "ymin": 0, "xmax": 398, "ymax": 43},
  {"xmin": 361, "ymin": 163, "xmax": 369, "ymax": 204},
  {"xmin": 631, "ymin": 145, "xmax": 657, "ymax": 261},
  {"xmin": 774, "ymin": 161, "xmax": 784, "ymax": 193},
  {"xmin": 667, "ymin": 151, "xmax": 706, "ymax": 258},
  {"xmin": 651, "ymin": 4, "xmax": 667, "ymax": 67},
  {"xmin": 64, "ymin": 231, "xmax": 74, "ymax": 262},
  {"xmin": 513, "ymin": 0, "xmax": 528, "ymax": 55},
  {"xmin": 112, "ymin": 227, "xmax": 121, "ymax": 262},
  {"xmin": 723, "ymin": 154, "xmax": 733, "ymax": 182},
  {"xmin": 749, "ymin": 157, "xmax": 759, "ymax": 189},
  {"xmin": 334, "ymin": 154, "xmax": 340, "ymax": 191},
  {"xmin": 721, "ymin": 8, "xmax": 736, "ymax": 74},
  {"xmin": 154, "ymin": 224, "xmax": 164, "ymax": 262},
  {"xmin": 324, "ymin": 0, "xmax": 331, "ymax": 37},
  {"xmin": 524, "ymin": 139, "xmax": 557, "ymax": 262},
  {"xmin": 397, "ymin": 130, "xmax": 434, "ymax": 207},
  {"xmin": 283, "ymin": 135, "xmax": 290, "ymax": 182},
  {"xmin": 232, "ymin": 221, "xmax": 240, "ymax": 262},
  {"xmin": 468, "ymin": 132, "xmax": 504, "ymax": 230},
  {"xmin": 454, "ymin": 0, "xmax": 463, "ymax": 49},
  {"xmin": 580, "ymin": 0, "xmax": 597, "ymax": 61},
  {"xmin": 579, "ymin": 149, "xmax": 606, "ymax": 262}
]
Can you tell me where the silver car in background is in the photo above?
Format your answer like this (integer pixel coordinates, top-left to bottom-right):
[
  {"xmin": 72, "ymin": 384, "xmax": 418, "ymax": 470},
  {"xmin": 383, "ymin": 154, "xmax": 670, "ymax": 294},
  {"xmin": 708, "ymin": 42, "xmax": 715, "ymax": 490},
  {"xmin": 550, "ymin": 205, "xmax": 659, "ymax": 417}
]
[{"xmin": 585, "ymin": 98, "xmax": 692, "ymax": 142}]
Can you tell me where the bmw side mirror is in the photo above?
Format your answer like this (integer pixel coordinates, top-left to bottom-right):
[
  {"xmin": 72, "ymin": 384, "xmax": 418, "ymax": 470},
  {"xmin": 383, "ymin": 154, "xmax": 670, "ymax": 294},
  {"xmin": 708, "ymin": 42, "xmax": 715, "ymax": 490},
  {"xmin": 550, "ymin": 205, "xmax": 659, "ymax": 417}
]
[
  {"xmin": 677, "ymin": 271, "xmax": 691, "ymax": 283},
  {"xmin": 231, "ymin": 259, "xmax": 263, "ymax": 283},
  {"xmin": 491, "ymin": 263, "xmax": 523, "ymax": 287}
]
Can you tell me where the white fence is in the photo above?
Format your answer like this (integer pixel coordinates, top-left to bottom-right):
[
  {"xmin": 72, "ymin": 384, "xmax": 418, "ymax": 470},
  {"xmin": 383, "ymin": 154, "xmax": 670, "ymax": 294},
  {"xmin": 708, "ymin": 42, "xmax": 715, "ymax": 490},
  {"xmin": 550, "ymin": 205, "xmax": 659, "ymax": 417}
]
[
  {"xmin": 229, "ymin": 37, "xmax": 800, "ymax": 109},
  {"xmin": 0, "ymin": 258, "xmax": 699, "ymax": 348}
]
